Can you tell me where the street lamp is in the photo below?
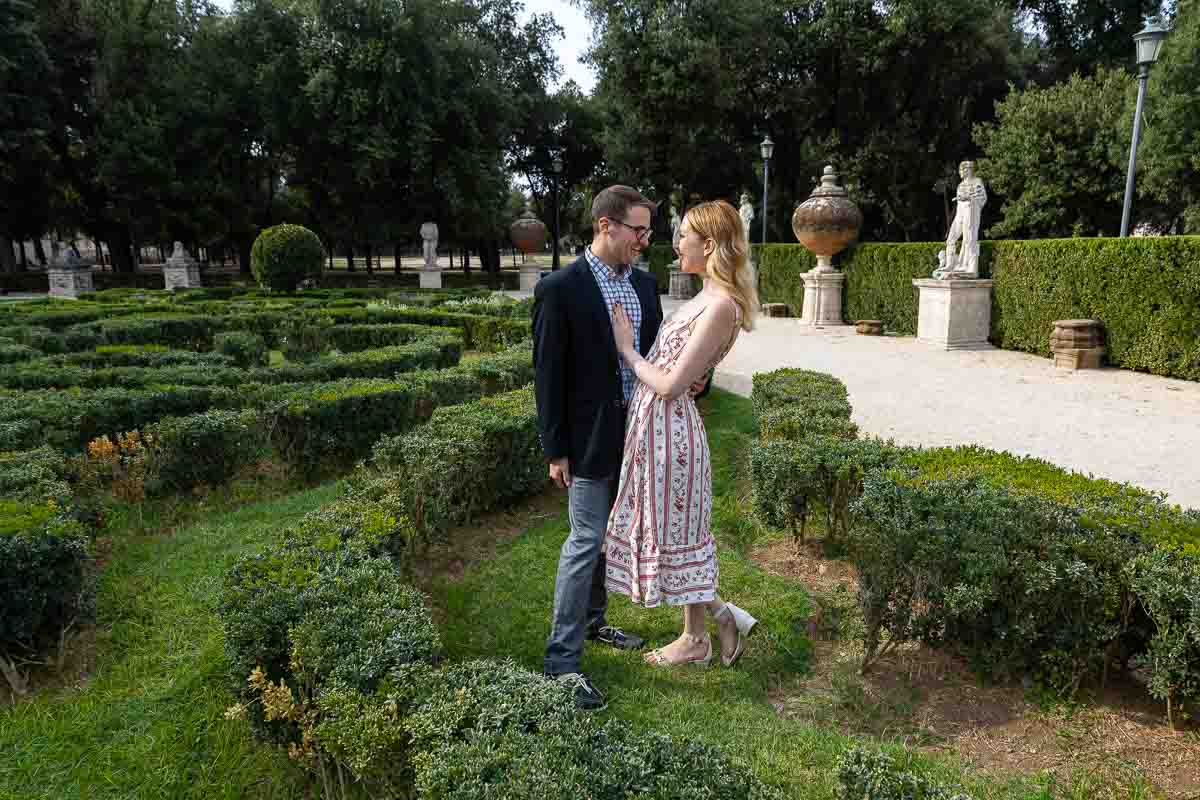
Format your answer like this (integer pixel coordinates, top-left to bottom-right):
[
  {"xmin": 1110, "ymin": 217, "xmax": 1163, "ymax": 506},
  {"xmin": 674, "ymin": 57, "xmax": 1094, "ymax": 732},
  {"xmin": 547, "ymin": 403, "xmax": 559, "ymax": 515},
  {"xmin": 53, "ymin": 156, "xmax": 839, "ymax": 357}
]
[
  {"xmin": 1119, "ymin": 19, "xmax": 1170, "ymax": 238},
  {"xmin": 551, "ymin": 155, "xmax": 564, "ymax": 270},
  {"xmin": 760, "ymin": 136, "xmax": 774, "ymax": 245}
]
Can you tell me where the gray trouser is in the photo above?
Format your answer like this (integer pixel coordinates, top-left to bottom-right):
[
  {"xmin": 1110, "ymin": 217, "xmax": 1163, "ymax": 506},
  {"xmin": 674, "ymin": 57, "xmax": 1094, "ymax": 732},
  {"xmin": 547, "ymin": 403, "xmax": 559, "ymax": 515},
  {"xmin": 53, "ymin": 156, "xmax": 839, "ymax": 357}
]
[{"xmin": 543, "ymin": 474, "xmax": 614, "ymax": 675}]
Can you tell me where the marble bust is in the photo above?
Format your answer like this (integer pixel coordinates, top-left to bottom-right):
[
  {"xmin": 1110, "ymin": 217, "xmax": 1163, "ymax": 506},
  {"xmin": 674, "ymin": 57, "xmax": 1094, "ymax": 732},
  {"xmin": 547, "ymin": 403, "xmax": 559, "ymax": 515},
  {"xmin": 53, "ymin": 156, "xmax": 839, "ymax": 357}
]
[{"xmin": 935, "ymin": 161, "xmax": 987, "ymax": 279}]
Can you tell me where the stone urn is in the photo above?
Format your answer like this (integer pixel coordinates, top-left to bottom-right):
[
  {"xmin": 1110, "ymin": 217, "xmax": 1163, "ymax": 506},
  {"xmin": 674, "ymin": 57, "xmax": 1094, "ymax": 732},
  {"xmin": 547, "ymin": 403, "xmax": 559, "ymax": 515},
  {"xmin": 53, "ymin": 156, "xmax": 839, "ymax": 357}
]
[
  {"xmin": 791, "ymin": 166, "xmax": 861, "ymax": 326},
  {"xmin": 511, "ymin": 205, "xmax": 548, "ymax": 291},
  {"xmin": 792, "ymin": 165, "xmax": 862, "ymax": 271},
  {"xmin": 510, "ymin": 205, "xmax": 548, "ymax": 256}
]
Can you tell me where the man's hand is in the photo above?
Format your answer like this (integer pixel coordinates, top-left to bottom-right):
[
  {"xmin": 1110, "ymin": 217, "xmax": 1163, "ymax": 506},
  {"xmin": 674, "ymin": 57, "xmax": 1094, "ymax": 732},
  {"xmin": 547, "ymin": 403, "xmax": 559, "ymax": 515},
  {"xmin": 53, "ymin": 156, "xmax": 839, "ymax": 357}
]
[
  {"xmin": 689, "ymin": 370, "xmax": 712, "ymax": 397},
  {"xmin": 549, "ymin": 457, "xmax": 572, "ymax": 489}
]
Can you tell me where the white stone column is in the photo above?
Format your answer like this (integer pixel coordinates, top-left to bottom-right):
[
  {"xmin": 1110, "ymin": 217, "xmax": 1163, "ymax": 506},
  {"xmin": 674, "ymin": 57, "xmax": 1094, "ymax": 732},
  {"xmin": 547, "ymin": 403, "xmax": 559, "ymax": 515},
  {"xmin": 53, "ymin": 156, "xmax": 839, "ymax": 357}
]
[
  {"xmin": 518, "ymin": 265, "xmax": 541, "ymax": 292},
  {"xmin": 798, "ymin": 256, "xmax": 848, "ymax": 327},
  {"xmin": 912, "ymin": 278, "xmax": 994, "ymax": 350}
]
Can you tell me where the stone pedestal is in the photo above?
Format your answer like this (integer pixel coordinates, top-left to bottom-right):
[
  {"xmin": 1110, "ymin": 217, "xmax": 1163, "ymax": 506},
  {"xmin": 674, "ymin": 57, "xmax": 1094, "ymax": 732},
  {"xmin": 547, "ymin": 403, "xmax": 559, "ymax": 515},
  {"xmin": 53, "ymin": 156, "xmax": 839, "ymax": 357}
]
[
  {"xmin": 799, "ymin": 259, "xmax": 847, "ymax": 327},
  {"xmin": 668, "ymin": 262, "xmax": 699, "ymax": 300},
  {"xmin": 519, "ymin": 266, "xmax": 541, "ymax": 293},
  {"xmin": 163, "ymin": 242, "xmax": 202, "ymax": 290},
  {"xmin": 912, "ymin": 278, "xmax": 994, "ymax": 350},
  {"xmin": 419, "ymin": 270, "xmax": 443, "ymax": 289},
  {"xmin": 1051, "ymin": 319, "xmax": 1104, "ymax": 369},
  {"xmin": 48, "ymin": 267, "xmax": 95, "ymax": 299},
  {"xmin": 762, "ymin": 303, "xmax": 790, "ymax": 318}
]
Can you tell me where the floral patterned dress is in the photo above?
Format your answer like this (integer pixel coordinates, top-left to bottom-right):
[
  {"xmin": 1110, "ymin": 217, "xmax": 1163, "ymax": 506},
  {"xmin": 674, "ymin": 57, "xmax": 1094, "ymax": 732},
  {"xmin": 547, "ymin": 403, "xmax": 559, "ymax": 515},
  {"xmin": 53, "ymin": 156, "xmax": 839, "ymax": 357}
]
[{"xmin": 603, "ymin": 298, "xmax": 742, "ymax": 608}]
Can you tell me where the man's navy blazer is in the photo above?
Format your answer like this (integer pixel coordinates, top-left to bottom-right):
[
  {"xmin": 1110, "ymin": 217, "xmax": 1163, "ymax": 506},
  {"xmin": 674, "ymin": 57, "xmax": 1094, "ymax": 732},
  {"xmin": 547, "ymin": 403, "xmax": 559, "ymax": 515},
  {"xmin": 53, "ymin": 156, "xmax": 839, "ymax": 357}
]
[{"xmin": 532, "ymin": 255, "xmax": 664, "ymax": 479}]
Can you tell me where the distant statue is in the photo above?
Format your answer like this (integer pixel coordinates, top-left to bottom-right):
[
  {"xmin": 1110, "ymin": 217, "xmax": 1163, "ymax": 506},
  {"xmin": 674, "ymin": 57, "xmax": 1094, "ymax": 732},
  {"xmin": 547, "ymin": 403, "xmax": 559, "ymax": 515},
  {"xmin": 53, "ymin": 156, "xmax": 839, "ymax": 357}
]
[
  {"xmin": 669, "ymin": 205, "xmax": 682, "ymax": 248},
  {"xmin": 935, "ymin": 161, "xmax": 987, "ymax": 279},
  {"xmin": 738, "ymin": 192, "xmax": 755, "ymax": 247},
  {"xmin": 420, "ymin": 221, "xmax": 439, "ymax": 270}
]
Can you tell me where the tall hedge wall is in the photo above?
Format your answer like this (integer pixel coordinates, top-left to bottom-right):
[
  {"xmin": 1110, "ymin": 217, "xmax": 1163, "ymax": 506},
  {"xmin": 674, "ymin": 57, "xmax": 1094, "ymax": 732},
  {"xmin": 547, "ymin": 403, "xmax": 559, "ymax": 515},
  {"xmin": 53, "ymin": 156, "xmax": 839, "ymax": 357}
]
[{"xmin": 753, "ymin": 236, "xmax": 1200, "ymax": 381}]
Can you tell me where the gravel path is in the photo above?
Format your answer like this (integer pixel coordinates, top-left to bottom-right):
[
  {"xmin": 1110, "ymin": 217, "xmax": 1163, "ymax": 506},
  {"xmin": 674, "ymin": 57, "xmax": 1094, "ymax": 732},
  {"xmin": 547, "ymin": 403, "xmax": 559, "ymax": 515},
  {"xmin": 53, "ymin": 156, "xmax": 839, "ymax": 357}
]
[{"xmin": 693, "ymin": 306, "xmax": 1200, "ymax": 510}]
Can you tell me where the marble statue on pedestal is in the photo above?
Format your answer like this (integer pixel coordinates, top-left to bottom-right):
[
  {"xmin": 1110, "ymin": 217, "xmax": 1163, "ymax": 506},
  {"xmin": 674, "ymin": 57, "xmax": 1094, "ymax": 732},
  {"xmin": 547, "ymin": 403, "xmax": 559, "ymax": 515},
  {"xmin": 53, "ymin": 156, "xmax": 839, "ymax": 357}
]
[
  {"xmin": 420, "ymin": 221, "xmax": 439, "ymax": 270},
  {"xmin": 738, "ymin": 192, "xmax": 754, "ymax": 248},
  {"xmin": 934, "ymin": 161, "xmax": 987, "ymax": 279}
]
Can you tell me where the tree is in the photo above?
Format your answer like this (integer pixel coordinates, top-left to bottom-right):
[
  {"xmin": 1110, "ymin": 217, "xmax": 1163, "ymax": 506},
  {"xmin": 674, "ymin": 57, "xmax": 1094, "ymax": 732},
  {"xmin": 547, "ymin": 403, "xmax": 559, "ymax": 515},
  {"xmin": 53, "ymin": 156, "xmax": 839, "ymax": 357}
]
[
  {"xmin": 1015, "ymin": 0, "xmax": 1162, "ymax": 83},
  {"xmin": 1132, "ymin": 0, "xmax": 1200, "ymax": 232},
  {"xmin": 974, "ymin": 67, "xmax": 1129, "ymax": 238},
  {"xmin": 0, "ymin": 0, "xmax": 55, "ymax": 271}
]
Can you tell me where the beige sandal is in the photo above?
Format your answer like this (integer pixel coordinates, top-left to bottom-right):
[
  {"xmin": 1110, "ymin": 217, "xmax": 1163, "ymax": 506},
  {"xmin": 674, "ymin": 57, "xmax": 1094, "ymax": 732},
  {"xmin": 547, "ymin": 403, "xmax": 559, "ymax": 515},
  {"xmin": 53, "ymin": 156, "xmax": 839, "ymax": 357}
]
[
  {"xmin": 645, "ymin": 633, "xmax": 714, "ymax": 667},
  {"xmin": 714, "ymin": 602, "xmax": 758, "ymax": 667}
]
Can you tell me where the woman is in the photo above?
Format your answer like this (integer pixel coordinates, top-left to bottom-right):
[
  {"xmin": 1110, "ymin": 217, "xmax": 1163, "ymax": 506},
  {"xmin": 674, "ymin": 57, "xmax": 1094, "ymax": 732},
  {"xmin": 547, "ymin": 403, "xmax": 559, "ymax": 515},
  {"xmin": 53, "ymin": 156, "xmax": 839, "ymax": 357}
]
[{"xmin": 605, "ymin": 199, "xmax": 759, "ymax": 667}]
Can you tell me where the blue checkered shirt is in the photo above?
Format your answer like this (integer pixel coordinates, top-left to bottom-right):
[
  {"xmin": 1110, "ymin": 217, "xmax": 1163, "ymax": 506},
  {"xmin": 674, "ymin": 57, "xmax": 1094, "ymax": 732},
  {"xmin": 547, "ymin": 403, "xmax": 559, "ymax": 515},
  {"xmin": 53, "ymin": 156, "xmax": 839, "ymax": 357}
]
[{"xmin": 585, "ymin": 247, "xmax": 642, "ymax": 404}]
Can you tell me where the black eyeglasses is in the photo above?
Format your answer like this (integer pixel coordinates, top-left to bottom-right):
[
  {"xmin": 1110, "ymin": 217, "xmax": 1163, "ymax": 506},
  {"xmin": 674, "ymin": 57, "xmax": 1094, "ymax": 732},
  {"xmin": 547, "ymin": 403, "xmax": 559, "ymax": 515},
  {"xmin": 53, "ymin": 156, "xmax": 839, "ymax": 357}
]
[{"xmin": 610, "ymin": 219, "xmax": 654, "ymax": 242}]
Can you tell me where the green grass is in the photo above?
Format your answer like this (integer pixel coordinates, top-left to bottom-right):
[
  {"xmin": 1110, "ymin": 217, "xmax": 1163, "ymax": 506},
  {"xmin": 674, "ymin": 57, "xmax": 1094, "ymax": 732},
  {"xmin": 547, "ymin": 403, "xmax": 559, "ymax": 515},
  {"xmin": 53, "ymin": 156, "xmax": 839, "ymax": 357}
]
[{"xmin": 0, "ymin": 483, "xmax": 336, "ymax": 799}]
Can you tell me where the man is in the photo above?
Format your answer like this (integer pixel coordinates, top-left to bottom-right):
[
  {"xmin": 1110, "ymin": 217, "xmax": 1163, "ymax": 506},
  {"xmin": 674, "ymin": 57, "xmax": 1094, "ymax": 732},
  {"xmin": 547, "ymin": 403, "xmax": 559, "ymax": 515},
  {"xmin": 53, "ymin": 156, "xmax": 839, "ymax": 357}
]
[{"xmin": 532, "ymin": 185, "xmax": 664, "ymax": 710}]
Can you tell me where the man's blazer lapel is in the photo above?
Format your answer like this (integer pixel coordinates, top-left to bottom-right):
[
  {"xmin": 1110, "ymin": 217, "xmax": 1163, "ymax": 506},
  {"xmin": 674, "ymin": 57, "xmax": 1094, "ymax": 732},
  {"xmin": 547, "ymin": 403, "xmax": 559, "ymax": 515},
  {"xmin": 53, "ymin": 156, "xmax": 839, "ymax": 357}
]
[{"xmin": 631, "ymin": 271, "xmax": 660, "ymax": 357}]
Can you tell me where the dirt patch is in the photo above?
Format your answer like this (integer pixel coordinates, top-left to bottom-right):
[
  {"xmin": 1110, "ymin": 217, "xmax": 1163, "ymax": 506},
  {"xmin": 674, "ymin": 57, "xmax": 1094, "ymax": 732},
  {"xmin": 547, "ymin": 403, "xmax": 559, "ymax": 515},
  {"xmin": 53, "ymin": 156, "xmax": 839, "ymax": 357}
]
[
  {"xmin": 408, "ymin": 487, "xmax": 564, "ymax": 612},
  {"xmin": 754, "ymin": 537, "xmax": 1200, "ymax": 798},
  {"xmin": 1, "ymin": 625, "xmax": 99, "ymax": 707}
]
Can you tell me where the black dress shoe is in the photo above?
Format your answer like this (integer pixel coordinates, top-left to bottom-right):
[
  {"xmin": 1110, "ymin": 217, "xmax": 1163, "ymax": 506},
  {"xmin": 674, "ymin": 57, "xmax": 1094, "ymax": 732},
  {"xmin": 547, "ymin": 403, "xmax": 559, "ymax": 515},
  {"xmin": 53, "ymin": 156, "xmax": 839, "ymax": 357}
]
[
  {"xmin": 587, "ymin": 624, "xmax": 645, "ymax": 651},
  {"xmin": 546, "ymin": 671, "xmax": 607, "ymax": 711}
]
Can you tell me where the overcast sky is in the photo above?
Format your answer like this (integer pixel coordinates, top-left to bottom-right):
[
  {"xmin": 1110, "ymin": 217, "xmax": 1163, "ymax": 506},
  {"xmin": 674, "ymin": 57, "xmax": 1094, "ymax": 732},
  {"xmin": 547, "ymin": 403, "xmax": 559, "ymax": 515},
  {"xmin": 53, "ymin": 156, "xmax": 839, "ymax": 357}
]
[{"xmin": 208, "ymin": 0, "xmax": 596, "ymax": 92}]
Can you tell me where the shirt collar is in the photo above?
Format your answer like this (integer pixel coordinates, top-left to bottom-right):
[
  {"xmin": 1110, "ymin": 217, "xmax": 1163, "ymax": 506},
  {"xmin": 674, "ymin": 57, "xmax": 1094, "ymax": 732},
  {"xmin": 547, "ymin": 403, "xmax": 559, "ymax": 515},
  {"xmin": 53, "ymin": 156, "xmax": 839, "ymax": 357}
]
[{"xmin": 586, "ymin": 246, "xmax": 630, "ymax": 280}]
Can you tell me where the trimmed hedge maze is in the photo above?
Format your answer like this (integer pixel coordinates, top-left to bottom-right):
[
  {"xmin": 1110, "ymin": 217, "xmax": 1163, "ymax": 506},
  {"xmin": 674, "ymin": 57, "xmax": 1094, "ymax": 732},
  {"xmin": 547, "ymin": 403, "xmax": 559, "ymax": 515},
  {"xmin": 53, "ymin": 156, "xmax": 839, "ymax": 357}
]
[
  {"xmin": 2, "ymin": 286, "xmax": 776, "ymax": 797},
  {"xmin": 0, "ymin": 287, "xmax": 533, "ymax": 695},
  {"xmin": 750, "ymin": 367, "xmax": 1200, "ymax": 731}
]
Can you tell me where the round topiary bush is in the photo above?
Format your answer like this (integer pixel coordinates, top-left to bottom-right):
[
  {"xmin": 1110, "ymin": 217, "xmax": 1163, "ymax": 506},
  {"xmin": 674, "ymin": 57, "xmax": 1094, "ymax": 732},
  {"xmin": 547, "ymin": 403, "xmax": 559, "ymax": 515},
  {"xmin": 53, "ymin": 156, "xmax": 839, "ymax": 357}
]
[{"xmin": 250, "ymin": 224, "xmax": 323, "ymax": 292}]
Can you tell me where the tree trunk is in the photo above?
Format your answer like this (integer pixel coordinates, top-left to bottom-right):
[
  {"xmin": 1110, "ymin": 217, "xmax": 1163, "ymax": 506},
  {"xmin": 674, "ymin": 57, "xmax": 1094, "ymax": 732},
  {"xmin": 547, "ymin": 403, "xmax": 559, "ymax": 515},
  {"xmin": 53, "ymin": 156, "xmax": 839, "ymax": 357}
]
[
  {"xmin": 35, "ymin": 239, "xmax": 48, "ymax": 266},
  {"xmin": 0, "ymin": 237, "xmax": 16, "ymax": 273},
  {"xmin": 107, "ymin": 225, "xmax": 135, "ymax": 273},
  {"xmin": 463, "ymin": 246, "xmax": 471, "ymax": 274},
  {"xmin": 394, "ymin": 241, "xmax": 403, "ymax": 274},
  {"xmin": 344, "ymin": 243, "xmax": 355, "ymax": 272},
  {"xmin": 236, "ymin": 235, "xmax": 254, "ymax": 276},
  {"xmin": 365, "ymin": 242, "xmax": 374, "ymax": 274},
  {"xmin": 91, "ymin": 239, "xmax": 102, "ymax": 268},
  {"xmin": 477, "ymin": 238, "xmax": 499, "ymax": 274}
]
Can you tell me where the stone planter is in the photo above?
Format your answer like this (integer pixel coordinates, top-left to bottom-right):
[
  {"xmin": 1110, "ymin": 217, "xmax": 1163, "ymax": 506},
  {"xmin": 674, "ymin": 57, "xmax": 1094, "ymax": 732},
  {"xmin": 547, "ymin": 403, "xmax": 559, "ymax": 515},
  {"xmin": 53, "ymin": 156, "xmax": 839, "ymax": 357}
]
[
  {"xmin": 855, "ymin": 320, "xmax": 883, "ymax": 335},
  {"xmin": 1051, "ymin": 319, "xmax": 1104, "ymax": 369}
]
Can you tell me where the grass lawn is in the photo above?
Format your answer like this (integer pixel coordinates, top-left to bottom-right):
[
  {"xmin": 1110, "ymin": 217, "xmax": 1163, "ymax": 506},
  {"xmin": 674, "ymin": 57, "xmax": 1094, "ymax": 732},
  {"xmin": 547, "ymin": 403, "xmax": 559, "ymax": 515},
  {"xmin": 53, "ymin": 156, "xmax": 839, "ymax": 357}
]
[{"xmin": 0, "ymin": 482, "xmax": 336, "ymax": 799}]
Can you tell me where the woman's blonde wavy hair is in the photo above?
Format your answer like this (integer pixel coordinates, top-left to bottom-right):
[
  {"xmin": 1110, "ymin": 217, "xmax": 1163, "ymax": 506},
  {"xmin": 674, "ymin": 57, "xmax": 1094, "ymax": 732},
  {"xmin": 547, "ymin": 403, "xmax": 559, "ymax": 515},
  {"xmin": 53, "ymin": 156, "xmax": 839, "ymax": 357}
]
[{"xmin": 685, "ymin": 200, "xmax": 758, "ymax": 331}]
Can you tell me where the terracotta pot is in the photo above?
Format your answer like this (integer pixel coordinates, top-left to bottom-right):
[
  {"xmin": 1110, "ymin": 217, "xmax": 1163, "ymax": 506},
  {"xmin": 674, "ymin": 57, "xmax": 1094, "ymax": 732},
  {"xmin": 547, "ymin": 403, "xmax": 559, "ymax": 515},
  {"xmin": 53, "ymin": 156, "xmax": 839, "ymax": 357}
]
[{"xmin": 792, "ymin": 166, "xmax": 862, "ymax": 258}]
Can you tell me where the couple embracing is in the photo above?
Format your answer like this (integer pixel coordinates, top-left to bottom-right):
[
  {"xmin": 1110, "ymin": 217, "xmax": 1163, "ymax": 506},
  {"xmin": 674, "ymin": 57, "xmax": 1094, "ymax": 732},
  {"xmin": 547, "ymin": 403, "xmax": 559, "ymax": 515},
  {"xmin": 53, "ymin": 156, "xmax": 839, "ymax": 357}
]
[{"xmin": 533, "ymin": 185, "xmax": 760, "ymax": 710}]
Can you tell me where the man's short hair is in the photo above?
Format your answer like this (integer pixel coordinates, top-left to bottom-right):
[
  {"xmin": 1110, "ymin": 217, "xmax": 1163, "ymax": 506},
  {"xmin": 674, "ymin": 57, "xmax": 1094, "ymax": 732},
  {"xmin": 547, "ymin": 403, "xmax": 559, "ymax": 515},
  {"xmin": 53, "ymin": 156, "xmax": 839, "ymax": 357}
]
[{"xmin": 591, "ymin": 185, "xmax": 657, "ymax": 231}]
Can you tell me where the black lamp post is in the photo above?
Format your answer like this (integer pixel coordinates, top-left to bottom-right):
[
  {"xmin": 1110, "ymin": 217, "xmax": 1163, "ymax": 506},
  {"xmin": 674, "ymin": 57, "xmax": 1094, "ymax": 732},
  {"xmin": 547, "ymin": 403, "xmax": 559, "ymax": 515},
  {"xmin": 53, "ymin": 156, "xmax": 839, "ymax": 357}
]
[
  {"xmin": 551, "ymin": 155, "xmax": 563, "ymax": 270},
  {"xmin": 760, "ymin": 136, "xmax": 774, "ymax": 244},
  {"xmin": 1119, "ymin": 19, "xmax": 1169, "ymax": 238}
]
